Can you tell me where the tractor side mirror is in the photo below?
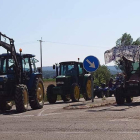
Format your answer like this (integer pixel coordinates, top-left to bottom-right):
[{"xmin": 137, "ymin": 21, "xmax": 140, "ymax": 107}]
[{"xmin": 53, "ymin": 65, "xmax": 55, "ymax": 69}]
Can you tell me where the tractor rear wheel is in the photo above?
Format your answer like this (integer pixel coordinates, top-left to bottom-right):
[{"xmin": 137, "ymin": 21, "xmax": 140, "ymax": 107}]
[
  {"xmin": 61, "ymin": 95, "xmax": 70, "ymax": 102},
  {"xmin": 47, "ymin": 84, "xmax": 57, "ymax": 104},
  {"xmin": 30, "ymin": 78, "xmax": 44, "ymax": 109},
  {"xmin": 83, "ymin": 79, "xmax": 91, "ymax": 101},
  {"xmin": 15, "ymin": 85, "xmax": 29, "ymax": 113},
  {"xmin": 0, "ymin": 101, "xmax": 13, "ymax": 111},
  {"xmin": 100, "ymin": 91, "xmax": 105, "ymax": 98},
  {"xmin": 115, "ymin": 87, "xmax": 125, "ymax": 105},
  {"xmin": 71, "ymin": 84, "xmax": 80, "ymax": 102},
  {"xmin": 105, "ymin": 90, "xmax": 109, "ymax": 97}
]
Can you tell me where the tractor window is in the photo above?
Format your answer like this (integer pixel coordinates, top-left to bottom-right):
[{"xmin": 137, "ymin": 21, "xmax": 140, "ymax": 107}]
[
  {"xmin": 30, "ymin": 58, "xmax": 37, "ymax": 72},
  {"xmin": 8, "ymin": 59, "xmax": 15, "ymax": 73},
  {"xmin": 60, "ymin": 64, "xmax": 76, "ymax": 76},
  {"xmin": 22, "ymin": 58, "xmax": 30, "ymax": 72},
  {"xmin": 78, "ymin": 64, "xmax": 83, "ymax": 75}
]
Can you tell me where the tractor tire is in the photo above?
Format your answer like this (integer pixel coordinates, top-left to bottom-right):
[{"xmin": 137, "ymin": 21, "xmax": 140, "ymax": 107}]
[
  {"xmin": 100, "ymin": 91, "xmax": 105, "ymax": 98},
  {"xmin": 115, "ymin": 87, "xmax": 125, "ymax": 105},
  {"xmin": 109, "ymin": 91, "xmax": 112, "ymax": 97},
  {"xmin": 30, "ymin": 78, "xmax": 44, "ymax": 109},
  {"xmin": 47, "ymin": 84, "xmax": 57, "ymax": 104},
  {"xmin": 71, "ymin": 83, "xmax": 80, "ymax": 102},
  {"xmin": 97, "ymin": 93, "xmax": 101, "ymax": 98},
  {"xmin": 61, "ymin": 95, "xmax": 70, "ymax": 102},
  {"xmin": 126, "ymin": 96, "xmax": 133, "ymax": 103},
  {"xmin": 105, "ymin": 91, "xmax": 109, "ymax": 97},
  {"xmin": 83, "ymin": 79, "xmax": 92, "ymax": 101},
  {"xmin": 15, "ymin": 85, "xmax": 29, "ymax": 113},
  {"xmin": 0, "ymin": 101, "xmax": 13, "ymax": 111}
]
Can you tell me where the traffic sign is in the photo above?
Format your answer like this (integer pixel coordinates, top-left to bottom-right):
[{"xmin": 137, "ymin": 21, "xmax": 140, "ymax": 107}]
[{"xmin": 83, "ymin": 55, "xmax": 100, "ymax": 72}]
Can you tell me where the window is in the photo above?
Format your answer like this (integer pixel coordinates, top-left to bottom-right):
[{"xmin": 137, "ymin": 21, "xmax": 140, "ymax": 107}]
[
  {"xmin": 78, "ymin": 64, "xmax": 83, "ymax": 75},
  {"xmin": 60, "ymin": 64, "xmax": 75, "ymax": 75},
  {"xmin": 22, "ymin": 58, "xmax": 30, "ymax": 72},
  {"xmin": 30, "ymin": 58, "xmax": 38, "ymax": 72}
]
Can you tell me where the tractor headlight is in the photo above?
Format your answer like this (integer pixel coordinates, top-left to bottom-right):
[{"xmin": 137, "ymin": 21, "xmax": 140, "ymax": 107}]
[{"xmin": 56, "ymin": 81, "xmax": 64, "ymax": 85}]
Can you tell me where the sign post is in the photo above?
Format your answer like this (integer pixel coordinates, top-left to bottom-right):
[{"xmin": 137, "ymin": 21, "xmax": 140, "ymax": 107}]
[
  {"xmin": 91, "ymin": 72, "xmax": 94, "ymax": 102},
  {"xmin": 83, "ymin": 55, "xmax": 100, "ymax": 102}
]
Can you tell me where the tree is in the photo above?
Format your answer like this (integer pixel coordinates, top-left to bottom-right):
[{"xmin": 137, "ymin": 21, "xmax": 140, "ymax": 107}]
[
  {"xmin": 93, "ymin": 65, "xmax": 111, "ymax": 86},
  {"xmin": 116, "ymin": 33, "xmax": 140, "ymax": 46},
  {"xmin": 116, "ymin": 33, "xmax": 133, "ymax": 46},
  {"xmin": 132, "ymin": 37, "xmax": 140, "ymax": 45}
]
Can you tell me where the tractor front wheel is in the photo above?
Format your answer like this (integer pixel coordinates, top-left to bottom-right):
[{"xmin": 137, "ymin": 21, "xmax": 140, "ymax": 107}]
[
  {"xmin": 71, "ymin": 84, "xmax": 80, "ymax": 102},
  {"xmin": 115, "ymin": 87, "xmax": 125, "ymax": 105},
  {"xmin": 47, "ymin": 84, "xmax": 57, "ymax": 104},
  {"xmin": 15, "ymin": 85, "xmax": 29, "ymax": 113},
  {"xmin": 30, "ymin": 78, "xmax": 44, "ymax": 109}
]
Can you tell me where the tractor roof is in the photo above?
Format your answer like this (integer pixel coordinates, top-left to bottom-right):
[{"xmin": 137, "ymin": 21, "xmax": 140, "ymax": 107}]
[
  {"xmin": 59, "ymin": 61, "xmax": 83, "ymax": 65},
  {"xmin": 0, "ymin": 53, "xmax": 35, "ymax": 58}
]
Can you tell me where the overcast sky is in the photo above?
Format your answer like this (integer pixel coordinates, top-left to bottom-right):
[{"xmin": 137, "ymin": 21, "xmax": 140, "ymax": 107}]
[{"xmin": 0, "ymin": 0, "xmax": 140, "ymax": 67}]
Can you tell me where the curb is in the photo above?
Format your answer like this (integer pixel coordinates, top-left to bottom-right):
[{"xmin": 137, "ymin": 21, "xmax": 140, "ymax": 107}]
[{"xmin": 63, "ymin": 101, "xmax": 116, "ymax": 110}]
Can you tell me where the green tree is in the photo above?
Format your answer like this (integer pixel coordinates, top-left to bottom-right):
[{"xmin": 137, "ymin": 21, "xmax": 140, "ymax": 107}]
[
  {"xmin": 116, "ymin": 33, "xmax": 133, "ymax": 46},
  {"xmin": 93, "ymin": 65, "xmax": 111, "ymax": 86},
  {"xmin": 132, "ymin": 37, "xmax": 140, "ymax": 45}
]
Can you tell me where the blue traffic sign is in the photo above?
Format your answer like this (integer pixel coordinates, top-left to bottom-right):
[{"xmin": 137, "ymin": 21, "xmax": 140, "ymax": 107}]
[{"xmin": 83, "ymin": 55, "xmax": 100, "ymax": 72}]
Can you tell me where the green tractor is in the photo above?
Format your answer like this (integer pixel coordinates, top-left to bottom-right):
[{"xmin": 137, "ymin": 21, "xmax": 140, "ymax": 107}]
[
  {"xmin": 0, "ymin": 32, "xmax": 44, "ymax": 112},
  {"xmin": 46, "ymin": 61, "xmax": 92, "ymax": 104}
]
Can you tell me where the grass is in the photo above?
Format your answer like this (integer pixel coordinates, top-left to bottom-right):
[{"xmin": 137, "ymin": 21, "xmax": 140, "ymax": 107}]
[{"xmin": 43, "ymin": 78, "xmax": 55, "ymax": 82}]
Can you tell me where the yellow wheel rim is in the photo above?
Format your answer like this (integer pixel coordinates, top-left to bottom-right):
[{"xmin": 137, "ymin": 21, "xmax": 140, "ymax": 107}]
[
  {"xmin": 86, "ymin": 80, "xmax": 91, "ymax": 98},
  {"xmin": 37, "ymin": 83, "xmax": 44, "ymax": 104},
  {"xmin": 23, "ymin": 89, "xmax": 28, "ymax": 108},
  {"xmin": 74, "ymin": 86, "xmax": 80, "ymax": 100}
]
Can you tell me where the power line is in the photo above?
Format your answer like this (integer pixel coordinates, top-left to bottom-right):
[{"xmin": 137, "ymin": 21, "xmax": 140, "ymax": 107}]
[
  {"xmin": 44, "ymin": 41, "xmax": 107, "ymax": 48},
  {"xmin": 16, "ymin": 40, "xmax": 108, "ymax": 48}
]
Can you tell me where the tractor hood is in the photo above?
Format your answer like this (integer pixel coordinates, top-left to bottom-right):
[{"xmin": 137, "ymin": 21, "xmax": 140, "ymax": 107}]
[{"xmin": 56, "ymin": 75, "xmax": 71, "ymax": 86}]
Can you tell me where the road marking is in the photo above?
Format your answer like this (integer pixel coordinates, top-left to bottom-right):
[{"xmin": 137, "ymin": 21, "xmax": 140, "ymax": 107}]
[
  {"xmin": 111, "ymin": 131, "xmax": 140, "ymax": 134},
  {"xmin": 37, "ymin": 109, "xmax": 48, "ymax": 116},
  {"xmin": 110, "ymin": 118, "xmax": 129, "ymax": 122}
]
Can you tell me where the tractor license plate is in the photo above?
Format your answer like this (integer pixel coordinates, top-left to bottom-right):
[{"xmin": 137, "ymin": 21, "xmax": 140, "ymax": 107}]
[{"xmin": 0, "ymin": 85, "xmax": 2, "ymax": 88}]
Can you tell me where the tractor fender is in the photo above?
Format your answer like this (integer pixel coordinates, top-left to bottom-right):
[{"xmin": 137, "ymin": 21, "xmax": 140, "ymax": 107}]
[{"xmin": 27, "ymin": 73, "xmax": 42, "ymax": 91}]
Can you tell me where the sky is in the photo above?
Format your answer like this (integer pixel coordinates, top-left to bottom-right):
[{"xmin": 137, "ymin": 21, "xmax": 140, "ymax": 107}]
[{"xmin": 0, "ymin": 0, "xmax": 140, "ymax": 67}]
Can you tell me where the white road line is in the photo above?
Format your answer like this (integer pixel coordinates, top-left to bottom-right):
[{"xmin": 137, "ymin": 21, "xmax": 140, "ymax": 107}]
[
  {"xmin": 37, "ymin": 108, "xmax": 48, "ymax": 116},
  {"xmin": 110, "ymin": 118, "xmax": 129, "ymax": 122}
]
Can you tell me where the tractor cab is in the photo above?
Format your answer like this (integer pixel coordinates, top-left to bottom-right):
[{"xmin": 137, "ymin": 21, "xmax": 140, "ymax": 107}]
[{"xmin": 54, "ymin": 61, "xmax": 87, "ymax": 87}]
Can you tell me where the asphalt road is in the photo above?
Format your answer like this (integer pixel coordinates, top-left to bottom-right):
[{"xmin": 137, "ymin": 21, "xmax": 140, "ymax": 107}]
[{"xmin": 0, "ymin": 97, "xmax": 140, "ymax": 140}]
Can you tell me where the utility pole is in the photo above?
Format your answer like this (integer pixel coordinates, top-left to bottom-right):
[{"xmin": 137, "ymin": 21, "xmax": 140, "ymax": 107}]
[{"xmin": 37, "ymin": 37, "xmax": 44, "ymax": 72}]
